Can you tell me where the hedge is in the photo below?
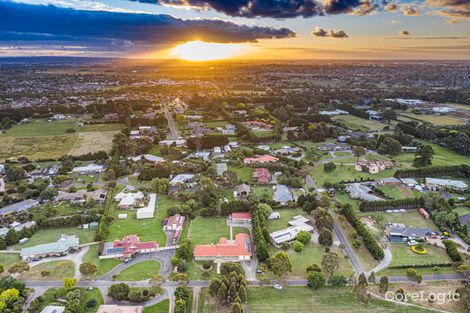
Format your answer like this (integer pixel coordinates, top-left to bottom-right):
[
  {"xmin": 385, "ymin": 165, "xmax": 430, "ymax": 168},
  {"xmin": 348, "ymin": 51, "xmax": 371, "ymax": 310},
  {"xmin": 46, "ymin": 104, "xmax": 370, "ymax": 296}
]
[
  {"xmin": 388, "ymin": 262, "xmax": 455, "ymax": 269},
  {"xmin": 359, "ymin": 198, "xmax": 423, "ymax": 212},
  {"xmin": 341, "ymin": 204, "xmax": 384, "ymax": 260},
  {"xmin": 394, "ymin": 164, "xmax": 470, "ymax": 179},
  {"xmin": 443, "ymin": 240, "xmax": 463, "ymax": 262}
]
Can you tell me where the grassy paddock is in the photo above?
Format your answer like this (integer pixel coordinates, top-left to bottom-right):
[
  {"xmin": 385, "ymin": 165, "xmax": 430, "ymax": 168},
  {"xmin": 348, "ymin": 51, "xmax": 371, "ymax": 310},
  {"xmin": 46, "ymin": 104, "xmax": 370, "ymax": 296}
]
[
  {"xmin": 187, "ymin": 217, "xmax": 249, "ymax": 246},
  {"xmin": 115, "ymin": 260, "xmax": 161, "ymax": 281},
  {"xmin": 38, "ymin": 287, "xmax": 103, "ymax": 313},
  {"xmin": 21, "ymin": 260, "xmax": 75, "ymax": 280},
  {"xmin": 83, "ymin": 245, "xmax": 123, "ymax": 277},
  {"xmin": 143, "ymin": 299, "xmax": 170, "ymax": 313},
  {"xmin": 12, "ymin": 227, "xmax": 95, "ymax": 249}
]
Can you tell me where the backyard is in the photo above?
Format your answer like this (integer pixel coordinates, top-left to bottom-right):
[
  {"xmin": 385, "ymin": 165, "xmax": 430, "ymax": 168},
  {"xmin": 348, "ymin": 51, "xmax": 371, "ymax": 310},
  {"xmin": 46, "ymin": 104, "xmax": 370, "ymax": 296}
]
[
  {"xmin": 12, "ymin": 227, "xmax": 95, "ymax": 249},
  {"xmin": 187, "ymin": 216, "xmax": 249, "ymax": 246}
]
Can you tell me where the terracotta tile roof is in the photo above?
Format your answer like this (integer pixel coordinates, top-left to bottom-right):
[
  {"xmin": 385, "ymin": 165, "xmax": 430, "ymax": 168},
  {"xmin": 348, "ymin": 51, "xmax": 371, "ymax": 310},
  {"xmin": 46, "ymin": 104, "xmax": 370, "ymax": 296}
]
[
  {"xmin": 231, "ymin": 212, "xmax": 252, "ymax": 220},
  {"xmin": 194, "ymin": 233, "xmax": 252, "ymax": 258}
]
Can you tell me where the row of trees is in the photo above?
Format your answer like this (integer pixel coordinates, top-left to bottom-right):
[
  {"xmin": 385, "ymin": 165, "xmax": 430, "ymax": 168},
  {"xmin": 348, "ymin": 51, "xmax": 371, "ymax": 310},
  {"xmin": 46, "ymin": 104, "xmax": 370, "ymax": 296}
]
[
  {"xmin": 208, "ymin": 264, "xmax": 247, "ymax": 313},
  {"xmin": 394, "ymin": 164, "xmax": 469, "ymax": 178},
  {"xmin": 341, "ymin": 204, "xmax": 384, "ymax": 260},
  {"xmin": 359, "ymin": 197, "xmax": 424, "ymax": 212}
]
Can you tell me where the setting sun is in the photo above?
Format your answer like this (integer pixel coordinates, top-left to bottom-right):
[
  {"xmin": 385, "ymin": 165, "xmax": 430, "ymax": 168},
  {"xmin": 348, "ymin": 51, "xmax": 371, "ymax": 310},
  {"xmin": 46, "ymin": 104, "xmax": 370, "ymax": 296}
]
[{"xmin": 172, "ymin": 40, "xmax": 245, "ymax": 61}]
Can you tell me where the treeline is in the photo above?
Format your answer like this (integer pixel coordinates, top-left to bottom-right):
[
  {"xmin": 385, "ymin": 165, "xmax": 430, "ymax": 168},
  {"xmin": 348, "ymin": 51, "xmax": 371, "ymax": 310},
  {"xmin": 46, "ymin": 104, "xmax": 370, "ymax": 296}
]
[
  {"xmin": 187, "ymin": 135, "xmax": 229, "ymax": 150},
  {"xmin": 338, "ymin": 104, "xmax": 369, "ymax": 119},
  {"xmin": 394, "ymin": 164, "xmax": 470, "ymax": 179},
  {"xmin": 340, "ymin": 204, "xmax": 384, "ymax": 260},
  {"xmin": 359, "ymin": 198, "xmax": 424, "ymax": 212},
  {"xmin": 388, "ymin": 262, "xmax": 455, "ymax": 269},
  {"xmin": 443, "ymin": 240, "xmax": 463, "ymax": 263},
  {"xmin": 95, "ymin": 188, "xmax": 114, "ymax": 242},
  {"xmin": 36, "ymin": 214, "xmax": 98, "ymax": 228},
  {"xmin": 251, "ymin": 205, "xmax": 270, "ymax": 262}
]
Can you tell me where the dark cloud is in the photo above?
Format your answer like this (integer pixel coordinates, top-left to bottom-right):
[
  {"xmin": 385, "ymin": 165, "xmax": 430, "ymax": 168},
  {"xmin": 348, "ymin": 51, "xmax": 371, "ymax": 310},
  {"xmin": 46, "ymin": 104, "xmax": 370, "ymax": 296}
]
[
  {"xmin": 384, "ymin": 3, "xmax": 398, "ymax": 12},
  {"xmin": 323, "ymin": 0, "xmax": 362, "ymax": 14},
  {"xmin": 0, "ymin": 1, "xmax": 295, "ymax": 50},
  {"xmin": 400, "ymin": 30, "xmax": 410, "ymax": 35},
  {"xmin": 426, "ymin": 0, "xmax": 470, "ymax": 19},
  {"xmin": 312, "ymin": 27, "xmax": 349, "ymax": 38},
  {"xmin": 402, "ymin": 6, "xmax": 419, "ymax": 16}
]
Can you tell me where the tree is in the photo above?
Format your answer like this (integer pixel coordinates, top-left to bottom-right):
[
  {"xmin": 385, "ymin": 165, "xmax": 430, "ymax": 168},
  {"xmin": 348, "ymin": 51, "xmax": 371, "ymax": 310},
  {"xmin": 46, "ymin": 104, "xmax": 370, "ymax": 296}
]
[
  {"xmin": 324, "ymin": 162, "xmax": 336, "ymax": 173},
  {"xmin": 352, "ymin": 146, "xmax": 367, "ymax": 161},
  {"xmin": 63, "ymin": 278, "xmax": 77, "ymax": 291},
  {"xmin": 377, "ymin": 137, "xmax": 402, "ymax": 155},
  {"xmin": 174, "ymin": 299, "xmax": 186, "ymax": 313},
  {"xmin": 292, "ymin": 240, "xmax": 304, "ymax": 252},
  {"xmin": 296, "ymin": 231, "xmax": 312, "ymax": 245},
  {"xmin": 353, "ymin": 284, "xmax": 370, "ymax": 303},
  {"xmin": 5, "ymin": 165, "xmax": 24, "ymax": 181},
  {"xmin": 379, "ymin": 276, "xmax": 389, "ymax": 294},
  {"xmin": 0, "ymin": 237, "xmax": 6, "ymax": 250},
  {"xmin": 306, "ymin": 264, "xmax": 321, "ymax": 273},
  {"xmin": 5, "ymin": 229, "xmax": 18, "ymax": 246},
  {"xmin": 357, "ymin": 273, "xmax": 368, "ymax": 287},
  {"xmin": 329, "ymin": 275, "xmax": 348, "ymax": 287},
  {"xmin": 256, "ymin": 203, "xmax": 273, "ymax": 220},
  {"xmin": 270, "ymin": 252, "xmax": 292, "ymax": 278},
  {"xmin": 318, "ymin": 228, "xmax": 333, "ymax": 247},
  {"xmin": 307, "ymin": 271, "xmax": 325, "ymax": 289},
  {"xmin": 382, "ymin": 109, "xmax": 397, "ymax": 122},
  {"xmin": 406, "ymin": 268, "xmax": 422, "ymax": 285},
  {"xmin": 152, "ymin": 177, "xmax": 170, "ymax": 195},
  {"xmin": 231, "ymin": 302, "xmax": 243, "ymax": 313},
  {"xmin": 413, "ymin": 144, "xmax": 433, "ymax": 168},
  {"xmin": 79, "ymin": 262, "xmax": 97, "ymax": 278},
  {"xmin": 108, "ymin": 283, "xmax": 130, "ymax": 300},
  {"xmin": 217, "ymin": 283, "xmax": 228, "ymax": 303},
  {"xmin": 40, "ymin": 187, "xmax": 58, "ymax": 200},
  {"xmin": 368, "ymin": 271, "xmax": 376, "ymax": 285},
  {"xmin": 175, "ymin": 285, "xmax": 191, "ymax": 304},
  {"xmin": 322, "ymin": 252, "xmax": 340, "ymax": 277},
  {"xmin": 150, "ymin": 274, "xmax": 165, "ymax": 288}
]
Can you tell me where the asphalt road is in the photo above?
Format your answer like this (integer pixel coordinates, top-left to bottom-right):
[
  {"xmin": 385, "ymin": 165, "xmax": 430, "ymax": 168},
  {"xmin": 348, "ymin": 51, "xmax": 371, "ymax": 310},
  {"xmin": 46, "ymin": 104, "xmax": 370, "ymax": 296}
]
[{"xmin": 164, "ymin": 109, "xmax": 179, "ymax": 140}]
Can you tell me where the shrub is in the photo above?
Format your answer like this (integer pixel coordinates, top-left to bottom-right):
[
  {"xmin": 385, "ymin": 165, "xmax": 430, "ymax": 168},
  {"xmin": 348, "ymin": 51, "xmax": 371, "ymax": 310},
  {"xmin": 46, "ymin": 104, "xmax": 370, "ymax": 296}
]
[
  {"xmin": 352, "ymin": 239, "xmax": 362, "ymax": 249},
  {"xmin": 293, "ymin": 240, "xmax": 304, "ymax": 252}
]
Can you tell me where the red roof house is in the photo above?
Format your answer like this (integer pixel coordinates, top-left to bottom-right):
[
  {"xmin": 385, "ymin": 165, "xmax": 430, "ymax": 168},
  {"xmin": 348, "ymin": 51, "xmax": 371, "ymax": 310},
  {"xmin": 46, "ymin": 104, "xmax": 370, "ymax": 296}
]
[
  {"xmin": 194, "ymin": 233, "xmax": 252, "ymax": 265},
  {"xmin": 230, "ymin": 212, "xmax": 252, "ymax": 222},
  {"xmin": 252, "ymin": 168, "xmax": 271, "ymax": 184},
  {"xmin": 111, "ymin": 235, "xmax": 158, "ymax": 257}
]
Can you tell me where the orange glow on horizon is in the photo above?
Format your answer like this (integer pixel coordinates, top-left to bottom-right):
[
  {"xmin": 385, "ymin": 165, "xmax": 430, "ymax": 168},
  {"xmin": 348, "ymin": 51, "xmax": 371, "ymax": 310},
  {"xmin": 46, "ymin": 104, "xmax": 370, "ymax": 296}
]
[{"xmin": 171, "ymin": 40, "xmax": 246, "ymax": 61}]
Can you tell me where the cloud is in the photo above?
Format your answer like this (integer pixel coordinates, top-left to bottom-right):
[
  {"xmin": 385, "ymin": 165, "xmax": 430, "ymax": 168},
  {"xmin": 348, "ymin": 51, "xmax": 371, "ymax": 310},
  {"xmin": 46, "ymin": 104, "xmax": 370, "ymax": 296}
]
[
  {"xmin": 0, "ymin": 1, "xmax": 295, "ymax": 52},
  {"xmin": 384, "ymin": 3, "xmax": 399, "ymax": 12},
  {"xmin": 352, "ymin": 1, "xmax": 377, "ymax": 15},
  {"xmin": 400, "ymin": 30, "xmax": 410, "ymax": 35},
  {"xmin": 426, "ymin": 0, "xmax": 470, "ymax": 19},
  {"xmin": 402, "ymin": 6, "xmax": 420, "ymax": 16},
  {"xmin": 312, "ymin": 27, "xmax": 349, "ymax": 38}
]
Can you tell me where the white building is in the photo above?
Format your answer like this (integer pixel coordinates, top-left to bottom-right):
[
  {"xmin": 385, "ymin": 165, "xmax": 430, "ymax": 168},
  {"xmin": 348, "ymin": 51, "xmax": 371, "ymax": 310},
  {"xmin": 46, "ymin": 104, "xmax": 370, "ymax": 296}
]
[
  {"xmin": 114, "ymin": 191, "xmax": 145, "ymax": 209},
  {"xmin": 128, "ymin": 154, "xmax": 164, "ymax": 163},
  {"xmin": 170, "ymin": 174, "xmax": 195, "ymax": 187},
  {"xmin": 72, "ymin": 164, "xmax": 104, "ymax": 174},
  {"xmin": 269, "ymin": 216, "xmax": 313, "ymax": 247},
  {"xmin": 425, "ymin": 178, "xmax": 468, "ymax": 191},
  {"xmin": 136, "ymin": 193, "xmax": 156, "ymax": 219}
]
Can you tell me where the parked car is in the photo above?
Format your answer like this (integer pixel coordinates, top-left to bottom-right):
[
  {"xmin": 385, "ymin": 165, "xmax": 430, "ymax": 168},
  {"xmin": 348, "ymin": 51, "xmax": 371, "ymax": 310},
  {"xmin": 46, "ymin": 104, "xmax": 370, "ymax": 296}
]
[
  {"xmin": 407, "ymin": 240, "xmax": 417, "ymax": 246},
  {"xmin": 274, "ymin": 284, "xmax": 283, "ymax": 290},
  {"xmin": 256, "ymin": 269, "xmax": 263, "ymax": 274}
]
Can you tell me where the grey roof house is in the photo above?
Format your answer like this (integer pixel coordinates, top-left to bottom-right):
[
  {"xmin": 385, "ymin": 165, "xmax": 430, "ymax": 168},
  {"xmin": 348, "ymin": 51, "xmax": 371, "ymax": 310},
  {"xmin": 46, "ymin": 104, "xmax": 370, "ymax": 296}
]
[{"xmin": 273, "ymin": 185, "xmax": 293, "ymax": 204}]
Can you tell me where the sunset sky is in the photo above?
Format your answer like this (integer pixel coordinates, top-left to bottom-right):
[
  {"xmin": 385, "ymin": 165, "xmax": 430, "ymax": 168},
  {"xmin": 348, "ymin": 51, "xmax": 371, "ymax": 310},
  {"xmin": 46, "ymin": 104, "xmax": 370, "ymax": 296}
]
[{"xmin": 0, "ymin": 0, "xmax": 469, "ymax": 59}]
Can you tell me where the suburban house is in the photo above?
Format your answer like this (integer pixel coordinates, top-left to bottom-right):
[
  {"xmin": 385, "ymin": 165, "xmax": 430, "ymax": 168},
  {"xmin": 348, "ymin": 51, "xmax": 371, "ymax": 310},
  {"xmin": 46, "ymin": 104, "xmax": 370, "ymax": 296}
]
[
  {"xmin": 158, "ymin": 139, "xmax": 187, "ymax": 148},
  {"xmin": 425, "ymin": 178, "xmax": 468, "ymax": 191},
  {"xmin": 169, "ymin": 174, "xmax": 196, "ymax": 187},
  {"xmin": 269, "ymin": 216, "xmax": 314, "ymax": 247},
  {"xmin": 243, "ymin": 121, "xmax": 273, "ymax": 130},
  {"xmin": 0, "ymin": 199, "xmax": 39, "ymax": 217},
  {"xmin": 355, "ymin": 160, "xmax": 394, "ymax": 174},
  {"xmin": 20, "ymin": 235, "xmax": 79, "ymax": 261},
  {"xmin": 55, "ymin": 188, "xmax": 107, "ymax": 204},
  {"xmin": 41, "ymin": 306, "xmax": 65, "ymax": 313},
  {"xmin": 193, "ymin": 233, "xmax": 252, "ymax": 273},
  {"xmin": 273, "ymin": 184, "xmax": 293, "ymax": 205},
  {"xmin": 136, "ymin": 193, "xmax": 156, "ymax": 219},
  {"xmin": 163, "ymin": 214, "xmax": 185, "ymax": 231},
  {"xmin": 71, "ymin": 164, "xmax": 104, "ymax": 174},
  {"xmin": 234, "ymin": 184, "xmax": 251, "ymax": 199},
  {"xmin": 375, "ymin": 177, "xmax": 401, "ymax": 185},
  {"xmin": 243, "ymin": 155, "xmax": 279, "ymax": 164},
  {"xmin": 128, "ymin": 154, "xmax": 165, "ymax": 164},
  {"xmin": 385, "ymin": 223, "xmax": 435, "ymax": 243},
  {"xmin": 216, "ymin": 163, "xmax": 228, "ymax": 176},
  {"xmin": 114, "ymin": 191, "xmax": 145, "ymax": 210},
  {"xmin": 100, "ymin": 235, "xmax": 158, "ymax": 259},
  {"xmin": 96, "ymin": 305, "xmax": 143, "ymax": 313},
  {"xmin": 252, "ymin": 168, "xmax": 271, "ymax": 184}
]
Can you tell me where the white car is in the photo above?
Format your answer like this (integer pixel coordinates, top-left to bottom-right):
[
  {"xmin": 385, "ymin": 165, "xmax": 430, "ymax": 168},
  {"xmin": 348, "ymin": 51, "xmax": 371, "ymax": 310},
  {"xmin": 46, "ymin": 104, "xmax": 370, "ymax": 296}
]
[
  {"xmin": 274, "ymin": 284, "xmax": 283, "ymax": 290},
  {"xmin": 407, "ymin": 240, "xmax": 417, "ymax": 246}
]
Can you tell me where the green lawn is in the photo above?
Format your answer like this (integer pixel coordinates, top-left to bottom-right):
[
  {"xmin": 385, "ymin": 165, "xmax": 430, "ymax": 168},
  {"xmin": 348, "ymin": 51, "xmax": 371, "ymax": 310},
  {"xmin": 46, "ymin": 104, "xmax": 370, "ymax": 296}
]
[
  {"xmin": 253, "ymin": 130, "xmax": 273, "ymax": 137},
  {"xmin": 267, "ymin": 208, "xmax": 305, "ymax": 232},
  {"xmin": 247, "ymin": 287, "xmax": 436, "ymax": 313},
  {"xmin": 332, "ymin": 115, "xmax": 388, "ymax": 132},
  {"xmin": 187, "ymin": 217, "xmax": 249, "ymax": 246},
  {"xmin": 228, "ymin": 165, "xmax": 252, "ymax": 183},
  {"xmin": 38, "ymin": 288, "xmax": 103, "ymax": 313},
  {"xmin": 311, "ymin": 164, "xmax": 396, "ymax": 186},
  {"xmin": 12, "ymin": 227, "xmax": 95, "ymax": 249},
  {"xmin": 389, "ymin": 243, "xmax": 452, "ymax": 267},
  {"xmin": 205, "ymin": 120, "xmax": 229, "ymax": 128},
  {"xmin": 266, "ymin": 245, "xmax": 354, "ymax": 279},
  {"xmin": 254, "ymin": 186, "xmax": 273, "ymax": 201},
  {"xmin": 377, "ymin": 185, "xmax": 420, "ymax": 200},
  {"xmin": 107, "ymin": 196, "xmax": 179, "ymax": 245},
  {"xmin": 1, "ymin": 119, "xmax": 80, "ymax": 137},
  {"xmin": 83, "ymin": 245, "xmax": 123, "ymax": 278},
  {"xmin": 454, "ymin": 206, "xmax": 470, "ymax": 217},
  {"xmin": 115, "ymin": 260, "xmax": 161, "ymax": 281},
  {"xmin": 378, "ymin": 266, "xmax": 457, "ymax": 277},
  {"xmin": 394, "ymin": 141, "xmax": 470, "ymax": 167},
  {"xmin": 143, "ymin": 299, "xmax": 170, "ymax": 313},
  {"xmin": 0, "ymin": 253, "xmax": 21, "ymax": 269},
  {"xmin": 335, "ymin": 191, "xmax": 361, "ymax": 210},
  {"xmin": 360, "ymin": 210, "xmax": 438, "ymax": 233},
  {"xmin": 21, "ymin": 260, "xmax": 75, "ymax": 280}
]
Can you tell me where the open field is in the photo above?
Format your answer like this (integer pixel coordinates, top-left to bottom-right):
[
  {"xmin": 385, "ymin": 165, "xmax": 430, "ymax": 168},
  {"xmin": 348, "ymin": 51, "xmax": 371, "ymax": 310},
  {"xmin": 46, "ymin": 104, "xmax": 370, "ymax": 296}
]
[
  {"xmin": 21, "ymin": 260, "xmax": 75, "ymax": 280},
  {"xmin": 265, "ymin": 245, "xmax": 354, "ymax": 279},
  {"xmin": 69, "ymin": 130, "xmax": 116, "ymax": 155},
  {"xmin": 360, "ymin": 210, "xmax": 438, "ymax": 234},
  {"xmin": 205, "ymin": 120, "xmax": 229, "ymax": 128},
  {"xmin": 107, "ymin": 195, "xmax": 178, "ymax": 245},
  {"xmin": 402, "ymin": 113, "xmax": 466, "ymax": 126},
  {"xmin": 187, "ymin": 217, "xmax": 249, "ymax": 246},
  {"xmin": 394, "ymin": 141, "xmax": 470, "ymax": 167},
  {"xmin": 0, "ymin": 118, "xmax": 122, "ymax": 160},
  {"xmin": 12, "ymin": 227, "xmax": 95, "ymax": 249},
  {"xmin": 115, "ymin": 260, "xmax": 161, "ymax": 281},
  {"xmin": 311, "ymin": 164, "xmax": 395, "ymax": 186},
  {"xmin": 37, "ymin": 287, "xmax": 103, "ymax": 313},
  {"xmin": 0, "ymin": 253, "xmax": 22, "ymax": 269},
  {"xmin": 332, "ymin": 115, "xmax": 388, "ymax": 131},
  {"xmin": 377, "ymin": 185, "xmax": 420, "ymax": 200},
  {"xmin": 254, "ymin": 186, "xmax": 273, "ymax": 200},
  {"xmin": 83, "ymin": 245, "xmax": 122, "ymax": 277},
  {"xmin": 246, "ymin": 287, "xmax": 436, "ymax": 313},
  {"xmin": 389, "ymin": 243, "xmax": 451, "ymax": 267},
  {"xmin": 228, "ymin": 165, "xmax": 252, "ymax": 183}
]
